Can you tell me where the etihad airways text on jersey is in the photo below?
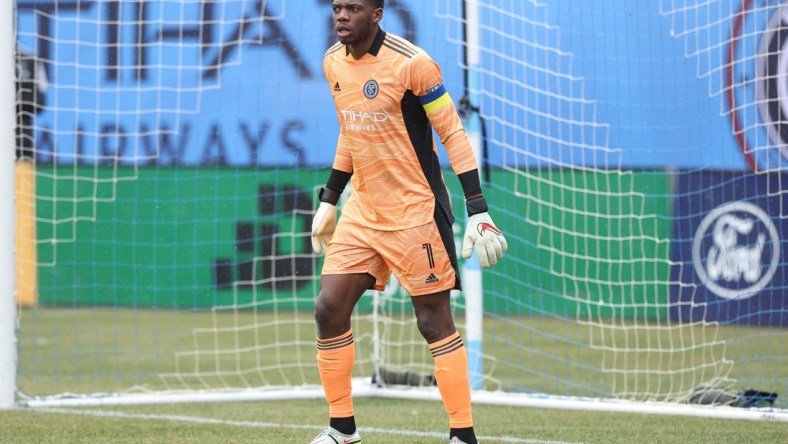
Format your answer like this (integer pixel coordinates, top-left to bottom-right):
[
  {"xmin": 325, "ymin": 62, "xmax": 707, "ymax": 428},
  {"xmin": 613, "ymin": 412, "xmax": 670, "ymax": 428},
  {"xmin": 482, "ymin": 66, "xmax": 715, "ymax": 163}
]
[{"xmin": 340, "ymin": 110, "xmax": 389, "ymax": 132}]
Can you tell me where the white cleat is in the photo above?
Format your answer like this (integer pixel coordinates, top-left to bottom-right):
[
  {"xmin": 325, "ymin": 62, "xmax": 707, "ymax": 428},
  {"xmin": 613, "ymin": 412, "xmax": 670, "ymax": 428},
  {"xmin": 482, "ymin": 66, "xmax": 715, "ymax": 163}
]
[
  {"xmin": 309, "ymin": 426, "xmax": 361, "ymax": 444},
  {"xmin": 449, "ymin": 437, "xmax": 472, "ymax": 444}
]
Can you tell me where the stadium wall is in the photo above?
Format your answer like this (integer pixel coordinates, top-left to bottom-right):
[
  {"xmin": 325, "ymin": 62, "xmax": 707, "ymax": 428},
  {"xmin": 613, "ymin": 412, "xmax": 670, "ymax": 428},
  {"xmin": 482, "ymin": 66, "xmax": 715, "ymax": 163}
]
[{"xmin": 34, "ymin": 166, "xmax": 673, "ymax": 322}]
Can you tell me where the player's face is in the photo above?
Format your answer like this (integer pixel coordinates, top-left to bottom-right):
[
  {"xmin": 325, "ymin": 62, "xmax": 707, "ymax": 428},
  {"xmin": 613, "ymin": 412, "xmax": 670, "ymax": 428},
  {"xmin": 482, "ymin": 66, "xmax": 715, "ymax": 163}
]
[{"xmin": 332, "ymin": 1, "xmax": 382, "ymax": 46}]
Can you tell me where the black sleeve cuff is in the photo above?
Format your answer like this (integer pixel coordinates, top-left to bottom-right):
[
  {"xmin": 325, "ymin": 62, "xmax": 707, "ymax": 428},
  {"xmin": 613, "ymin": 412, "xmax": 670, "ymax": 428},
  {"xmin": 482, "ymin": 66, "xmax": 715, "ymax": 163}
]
[
  {"xmin": 326, "ymin": 168, "xmax": 351, "ymax": 192},
  {"xmin": 458, "ymin": 169, "xmax": 483, "ymax": 200},
  {"xmin": 321, "ymin": 169, "xmax": 352, "ymax": 205},
  {"xmin": 319, "ymin": 187, "xmax": 341, "ymax": 205},
  {"xmin": 466, "ymin": 196, "xmax": 489, "ymax": 216}
]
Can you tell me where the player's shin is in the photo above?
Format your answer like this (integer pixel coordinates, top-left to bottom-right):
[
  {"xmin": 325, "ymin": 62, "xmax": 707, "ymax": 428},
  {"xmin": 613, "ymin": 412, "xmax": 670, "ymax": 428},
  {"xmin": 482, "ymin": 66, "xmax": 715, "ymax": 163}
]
[
  {"xmin": 316, "ymin": 330, "xmax": 356, "ymax": 420},
  {"xmin": 429, "ymin": 332, "xmax": 474, "ymax": 429}
]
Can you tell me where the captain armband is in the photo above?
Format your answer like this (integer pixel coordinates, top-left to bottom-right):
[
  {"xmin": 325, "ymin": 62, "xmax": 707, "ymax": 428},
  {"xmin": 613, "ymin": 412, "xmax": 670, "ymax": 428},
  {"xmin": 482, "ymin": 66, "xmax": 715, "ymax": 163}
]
[{"xmin": 418, "ymin": 83, "xmax": 453, "ymax": 114}]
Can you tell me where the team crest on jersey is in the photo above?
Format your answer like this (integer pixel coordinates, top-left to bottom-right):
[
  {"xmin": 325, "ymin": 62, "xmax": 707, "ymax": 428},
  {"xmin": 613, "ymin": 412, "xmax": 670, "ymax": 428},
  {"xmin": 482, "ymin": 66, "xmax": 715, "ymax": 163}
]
[{"xmin": 364, "ymin": 80, "xmax": 379, "ymax": 99}]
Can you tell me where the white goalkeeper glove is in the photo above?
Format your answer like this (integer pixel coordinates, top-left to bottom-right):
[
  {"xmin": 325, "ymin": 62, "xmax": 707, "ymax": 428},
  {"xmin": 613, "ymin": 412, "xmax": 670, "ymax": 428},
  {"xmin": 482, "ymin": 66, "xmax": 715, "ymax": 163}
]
[
  {"xmin": 461, "ymin": 198, "xmax": 508, "ymax": 268},
  {"xmin": 311, "ymin": 188, "xmax": 339, "ymax": 255}
]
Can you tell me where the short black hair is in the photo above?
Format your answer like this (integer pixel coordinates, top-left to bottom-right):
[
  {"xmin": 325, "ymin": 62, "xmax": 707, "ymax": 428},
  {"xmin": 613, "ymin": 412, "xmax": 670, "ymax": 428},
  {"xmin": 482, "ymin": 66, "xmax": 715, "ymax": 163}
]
[{"xmin": 369, "ymin": 0, "xmax": 383, "ymax": 8}]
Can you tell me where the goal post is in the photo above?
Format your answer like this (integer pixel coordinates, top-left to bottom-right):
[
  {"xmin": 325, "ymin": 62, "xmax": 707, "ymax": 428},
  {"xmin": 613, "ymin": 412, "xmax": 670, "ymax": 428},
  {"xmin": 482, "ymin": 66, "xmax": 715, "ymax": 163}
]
[
  {"xmin": 460, "ymin": 0, "xmax": 485, "ymax": 390},
  {"xmin": 0, "ymin": 0, "xmax": 16, "ymax": 411}
]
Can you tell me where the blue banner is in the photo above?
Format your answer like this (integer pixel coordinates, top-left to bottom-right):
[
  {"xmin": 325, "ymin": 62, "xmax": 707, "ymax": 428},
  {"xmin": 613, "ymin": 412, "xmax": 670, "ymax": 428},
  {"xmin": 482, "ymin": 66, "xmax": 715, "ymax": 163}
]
[
  {"xmin": 670, "ymin": 171, "xmax": 787, "ymax": 326},
  {"xmin": 16, "ymin": 0, "xmax": 463, "ymax": 168}
]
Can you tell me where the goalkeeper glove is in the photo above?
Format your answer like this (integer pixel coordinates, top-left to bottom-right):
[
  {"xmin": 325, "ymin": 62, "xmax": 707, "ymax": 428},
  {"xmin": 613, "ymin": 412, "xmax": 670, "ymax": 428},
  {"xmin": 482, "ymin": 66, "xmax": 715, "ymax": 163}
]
[
  {"xmin": 461, "ymin": 197, "xmax": 508, "ymax": 268},
  {"xmin": 311, "ymin": 187, "xmax": 339, "ymax": 255}
]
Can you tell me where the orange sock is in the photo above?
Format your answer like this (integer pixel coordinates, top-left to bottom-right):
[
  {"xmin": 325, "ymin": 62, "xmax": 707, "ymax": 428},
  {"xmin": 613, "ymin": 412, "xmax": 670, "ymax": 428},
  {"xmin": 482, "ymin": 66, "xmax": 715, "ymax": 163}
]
[
  {"xmin": 429, "ymin": 332, "xmax": 473, "ymax": 428},
  {"xmin": 317, "ymin": 329, "xmax": 356, "ymax": 418}
]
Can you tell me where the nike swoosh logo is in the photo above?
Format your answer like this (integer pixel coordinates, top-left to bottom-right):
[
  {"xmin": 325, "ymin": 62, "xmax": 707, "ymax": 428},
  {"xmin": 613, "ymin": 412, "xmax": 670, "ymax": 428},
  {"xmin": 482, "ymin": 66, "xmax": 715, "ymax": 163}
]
[{"xmin": 478, "ymin": 222, "xmax": 502, "ymax": 236}]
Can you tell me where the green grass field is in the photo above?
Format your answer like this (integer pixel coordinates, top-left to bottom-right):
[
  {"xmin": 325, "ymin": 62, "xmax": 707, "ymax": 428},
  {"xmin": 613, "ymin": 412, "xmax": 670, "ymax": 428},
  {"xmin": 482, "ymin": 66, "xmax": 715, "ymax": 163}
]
[
  {"xmin": 2, "ymin": 398, "xmax": 786, "ymax": 443},
  {"xmin": 7, "ymin": 308, "xmax": 787, "ymax": 443}
]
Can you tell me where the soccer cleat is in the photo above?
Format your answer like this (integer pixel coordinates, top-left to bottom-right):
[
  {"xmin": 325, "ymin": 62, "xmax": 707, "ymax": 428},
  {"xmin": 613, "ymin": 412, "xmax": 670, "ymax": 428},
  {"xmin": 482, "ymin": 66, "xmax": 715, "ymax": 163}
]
[
  {"xmin": 449, "ymin": 438, "xmax": 472, "ymax": 444},
  {"xmin": 309, "ymin": 426, "xmax": 361, "ymax": 444}
]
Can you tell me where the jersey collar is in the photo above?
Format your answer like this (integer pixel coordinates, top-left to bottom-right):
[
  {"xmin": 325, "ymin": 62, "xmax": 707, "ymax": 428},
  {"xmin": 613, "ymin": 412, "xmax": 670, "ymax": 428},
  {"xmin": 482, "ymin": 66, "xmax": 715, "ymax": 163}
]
[{"xmin": 346, "ymin": 27, "xmax": 386, "ymax": 58}]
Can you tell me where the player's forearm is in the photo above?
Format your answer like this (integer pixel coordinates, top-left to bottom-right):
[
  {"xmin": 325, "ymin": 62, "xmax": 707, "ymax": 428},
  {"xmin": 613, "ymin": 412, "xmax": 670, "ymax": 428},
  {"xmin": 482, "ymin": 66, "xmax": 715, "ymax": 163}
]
[
  {"xmin": 443, "ymin": 129, "xmax": 478, "ymax": 175},
  {"xmin": 427, "ymin": 105, "xmax": 478, "ymax": 175},
  {"xmin": 331, "ymin": 131, "xmax": 354, "ymax": 173},
  {"xmin": 430, "ymin": 106, "xmax": 488, "ymax": 213}
]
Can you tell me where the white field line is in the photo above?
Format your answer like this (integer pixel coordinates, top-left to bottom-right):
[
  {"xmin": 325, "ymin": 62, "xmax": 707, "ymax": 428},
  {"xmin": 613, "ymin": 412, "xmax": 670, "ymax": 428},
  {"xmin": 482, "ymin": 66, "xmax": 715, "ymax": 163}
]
[{"xmin": 32, "ymin": 407, "xmax": 583, "ymax": 444}]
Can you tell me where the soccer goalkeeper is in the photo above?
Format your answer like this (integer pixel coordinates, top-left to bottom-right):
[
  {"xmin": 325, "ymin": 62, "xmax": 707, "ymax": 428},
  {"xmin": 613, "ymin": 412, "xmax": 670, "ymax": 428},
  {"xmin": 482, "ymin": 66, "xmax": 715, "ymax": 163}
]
[{"xmin": 310, "ymin": 1, "xmax": 507, "ymax": 443}]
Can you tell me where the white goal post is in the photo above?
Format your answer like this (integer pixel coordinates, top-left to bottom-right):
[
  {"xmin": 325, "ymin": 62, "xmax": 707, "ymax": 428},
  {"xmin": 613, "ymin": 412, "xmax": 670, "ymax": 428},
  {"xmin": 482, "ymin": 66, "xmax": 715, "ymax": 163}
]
[
  {"xmin": 4, "ymin": 0, "xmax": 787, "ymax": 423},
  {"xmin": 1, "ymin": 0, "xmax": 17, "ymax": 411}
]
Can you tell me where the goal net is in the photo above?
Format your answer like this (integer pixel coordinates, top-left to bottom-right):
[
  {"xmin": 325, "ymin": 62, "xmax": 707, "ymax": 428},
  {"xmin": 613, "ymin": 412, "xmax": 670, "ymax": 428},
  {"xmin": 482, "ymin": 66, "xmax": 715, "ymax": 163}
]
[{"xmin": 7, "ymin": 0, "xmax": 786, "ymax": 419}]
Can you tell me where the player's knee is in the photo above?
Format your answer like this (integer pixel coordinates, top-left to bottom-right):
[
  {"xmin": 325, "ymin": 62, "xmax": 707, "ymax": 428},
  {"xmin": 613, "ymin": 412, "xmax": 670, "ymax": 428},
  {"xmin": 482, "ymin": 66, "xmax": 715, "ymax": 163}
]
[
  {"xmin": 313, "ymin": 295, "xmax": 333, "ymax": 327},
  {"xmin": 314, "ymin": 293, "xmax": 351, "ymax": 337},
  {"xmin": 415, "ymin": 311, "xmax": 453, "ymax": 343},
  {"xmin": 416, "ymin": 319, "xmax": 439, "ymax": 343}
]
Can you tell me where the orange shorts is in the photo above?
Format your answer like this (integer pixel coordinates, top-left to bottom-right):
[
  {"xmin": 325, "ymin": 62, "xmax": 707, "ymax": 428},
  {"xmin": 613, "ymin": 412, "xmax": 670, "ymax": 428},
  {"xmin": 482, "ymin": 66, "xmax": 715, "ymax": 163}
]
[{"xmin": 321, "ymin": 211, "xmax": 461, "ymax": 296}]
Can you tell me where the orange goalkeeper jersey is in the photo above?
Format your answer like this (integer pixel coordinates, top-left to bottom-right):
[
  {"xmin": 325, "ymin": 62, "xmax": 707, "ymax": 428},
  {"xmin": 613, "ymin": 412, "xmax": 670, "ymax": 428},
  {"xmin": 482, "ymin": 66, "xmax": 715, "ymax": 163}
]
[{"xmin": 323, "ymin": 28, "xmax": 478, "ymax": 231}]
